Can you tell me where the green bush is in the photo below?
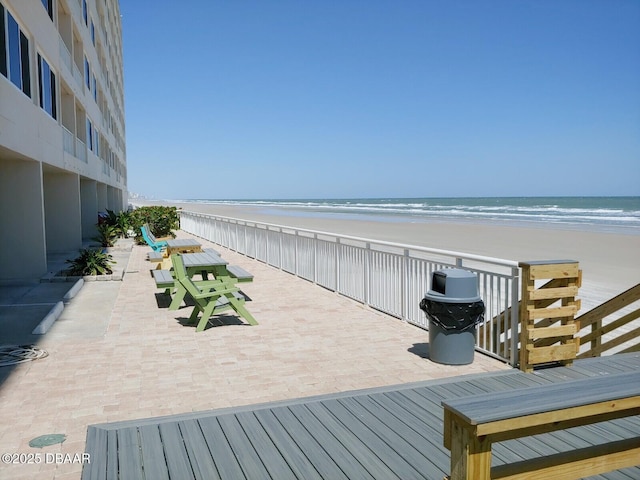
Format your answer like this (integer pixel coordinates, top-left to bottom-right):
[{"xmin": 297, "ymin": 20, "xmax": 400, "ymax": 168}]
[
  {"xmin": 101, "ymin": 209, "xmax": 134, "ymax": 238},
  {"xmin": 93, "ymin": 223, "xmax": 119, "ymax": 247},
  {"xmin": 130, "ymin": 206, "xmax": 179, "ymax": 242},
  {"xmin": 65, "ymin": 248, "xmax": 115, "ymax": 276}
]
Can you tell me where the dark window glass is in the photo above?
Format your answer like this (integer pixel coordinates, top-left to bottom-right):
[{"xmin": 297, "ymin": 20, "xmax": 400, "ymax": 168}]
[
  {"xmin": 41, "ymin": 0, "xmax": 53, "ymax": 20},
  {"xmin": 43, "ymin": 60, "xmax": 50, "ymax": 112},
  {"xmin": 0, "ymin": 4, "xmax": 6, "ymax": 78},
  {"xmin": 50, "ymin": 67, "xmax": 57, "ymax": 119},
  {"xmin": 90, "ymin": 20, "xmax": 95, "ymax": 45},
  {"xmin": 82, "ymin": 0, "xmax": 87, "ymax": 26},
  {"xmin": 7, "ymin": 13, "xmax": 20, "ymax": 89},
  {"xmin": 6, "ymin": 12, "xmax": 30, "ymax": 97},
  {"xmin": 38, "ymin": 53, "xmax": 56, "ymax": 119},
  {"xmin": 86, "ymin": 118, "xmax": 92, "ymax": 151},
  {"xmin": 84, "ymin": 55, "xmax": 90, "ymax": 89},
  {"xmin": 37, "ymin": 53, "xmax": 43, "ymax": 106},
  {"xmin": 19, "ymin": 29, "xmax": 30, "ymax": 96}
]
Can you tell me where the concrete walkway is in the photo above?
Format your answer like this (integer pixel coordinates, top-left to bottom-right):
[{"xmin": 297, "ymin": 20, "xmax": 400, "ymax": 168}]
[{"xmin": 0, "ymin": 232, "xmax": 510, "ymax": 479}]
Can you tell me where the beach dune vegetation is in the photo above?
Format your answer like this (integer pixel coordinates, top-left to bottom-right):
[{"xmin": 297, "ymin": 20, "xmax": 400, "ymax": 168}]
[{"xmin": 129, "ymin": 206, "xmax": 179, "ymax": 243}]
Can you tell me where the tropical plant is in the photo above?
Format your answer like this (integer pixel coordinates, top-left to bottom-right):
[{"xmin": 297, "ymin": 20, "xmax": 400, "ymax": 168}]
[
  {"xmin": 93, "ymin": 223, "xmax": 119, "ymax": 247},
  {"xmin": 114, "ymin": 210, "xmax": 133, "ymax": 238},
  {"xmin": 99, "ymin": 209, "xmax": 132, "ymax": 238},
  {"xmin": 130, "ymin": 206, "xmax": 179, "ymax": 243},
  {"xmin": 65, "ymin": 249, "xmax": 115, "ymax": 276},
  {"xmin": 102, "ymin": 209, "xmax": 120, "ymax": 227}
]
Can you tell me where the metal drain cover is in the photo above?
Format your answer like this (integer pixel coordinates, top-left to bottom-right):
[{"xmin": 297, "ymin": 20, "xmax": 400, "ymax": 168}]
[{"xmin": 29, "ymin": 434, "xmax": 66, "ymax": 448}]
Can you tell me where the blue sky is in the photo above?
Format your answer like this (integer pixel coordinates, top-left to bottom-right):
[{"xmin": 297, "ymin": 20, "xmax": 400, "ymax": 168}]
[{"xmin": 121, "ymin": 1, "xmax": 640, "ymax": 200}]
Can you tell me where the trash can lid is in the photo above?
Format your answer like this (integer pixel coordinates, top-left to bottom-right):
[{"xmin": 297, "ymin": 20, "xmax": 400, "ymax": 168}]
[{"xmin": 423, "ymin": 268, "xmax": 481, "ymax": 303}]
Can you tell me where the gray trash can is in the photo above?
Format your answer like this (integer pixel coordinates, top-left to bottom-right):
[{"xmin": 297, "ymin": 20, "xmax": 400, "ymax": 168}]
[{"xmin": 419, "ymin": 268, "xmax": 485, "ymax": 365}]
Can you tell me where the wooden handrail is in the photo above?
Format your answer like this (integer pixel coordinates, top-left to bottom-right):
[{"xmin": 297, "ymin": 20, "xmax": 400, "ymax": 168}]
[
  {"xmin": 576, "ymin": 284, "xmax": 640, "ymax": 328},
  {"xmin": 576, "ymin": 283, "xmax": 640, "ymax": 358}
]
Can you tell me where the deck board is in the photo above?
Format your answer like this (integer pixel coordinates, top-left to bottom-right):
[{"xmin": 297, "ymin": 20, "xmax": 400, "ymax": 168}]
[
  {"xmin": 138, "ymin": 424, "xmax": 170, "ymax": 480},
  {"xmin": 290, "ymin": 402, "xmax": 377, "ymax": 479},
  {"xmin": 106, "ymin": 430, "xmax": 118, "ymax": 479},
  {"xmin": 325, "ymin": 397, "xmax": 427, "ymax": 479},
  {"xmin": 83, "ymin": 426, "xmax": 107, "ymax": 480},
  {"xmin": 117, "ymin": 427, "xmax": 144, "ymax": 479},
  {"xmin": 179, "ymin": 419, "xmax": 220, "ymax": 480},
  {"xmin": 83, "ymin": 353, "xmax": 640, "ymax": 480},
  {"xmin": 197, "ymin": 417, "xmax": 246, "ymax": 480},
  {"xmin": 217, "ymin": 414, "xmax": 271, "ymax": 479},
  {"xmin": 158, "ymin": 422, "xmax": 195, "ymax": 480},
  {"xmin": 252, "ymin": 408, "xmax": 326, "ymax": 480},
  {"xmin": 235, "ymin": 411, "xmax": 298, "ymax": 480},
  {"xmin": 267, "ymin": 405, "xmax": 350, "ymax": 480}
]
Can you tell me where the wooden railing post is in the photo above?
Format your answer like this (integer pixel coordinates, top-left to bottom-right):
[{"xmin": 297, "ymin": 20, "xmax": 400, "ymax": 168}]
[{"xmin": 519, "ymin": 260, "xmax": 581, "ymax": 372}]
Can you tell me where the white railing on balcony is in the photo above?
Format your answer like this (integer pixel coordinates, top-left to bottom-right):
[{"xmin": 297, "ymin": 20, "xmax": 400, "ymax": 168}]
[
  {"xmin": 179, "ymin": 211, "xmax": 521, "ymax": 365},
  {"xmin": 73, "ymin": 63, "xmax": 84, "ymax": 90},
  {"xmin": 59, "ymin": 38, "xmax": 72, "ymax": 73},
  {"xmin": 75, "ymin": 138, "xmax": 87, "ymax": 163},
  {"xmin": 62, "ymin": 127, "xmax": 74, "ymax": 155}
]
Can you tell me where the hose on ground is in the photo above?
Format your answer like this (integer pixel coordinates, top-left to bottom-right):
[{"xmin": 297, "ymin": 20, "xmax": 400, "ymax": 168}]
[{"xmin": 0, "ymin": 345, "xmax": 49, "ymax": 367}]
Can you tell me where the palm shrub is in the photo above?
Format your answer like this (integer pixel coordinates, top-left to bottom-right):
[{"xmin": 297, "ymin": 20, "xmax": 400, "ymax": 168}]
[
  {"xmin": 114, "ymin": 210, "xmax": 133, "ymax": 238},
  {"xmin": 101, "ymin": 209, "xmax": 133, "ymax": 238},
  {"xmin": 94, "ymin": 223, "xmax": 119, "ymax": 247},
  {"xmin": 102, "ymin": 209, "xmax": 119, "ymax": 227},
  {"xmin": 65, "ymin": 249, "xmax": 115, "ymax": 276}
]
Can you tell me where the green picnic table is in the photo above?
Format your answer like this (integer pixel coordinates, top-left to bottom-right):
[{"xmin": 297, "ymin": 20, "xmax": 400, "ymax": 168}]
[{"xmin": 170, "ymin": 254, "xmax": 257, "ymax": 330}]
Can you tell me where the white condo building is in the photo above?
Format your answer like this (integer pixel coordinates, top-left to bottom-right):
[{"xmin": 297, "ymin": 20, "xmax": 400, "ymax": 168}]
[{"xmin": 0, "ymin": 0, "xmax": 126, "ymax": 281}]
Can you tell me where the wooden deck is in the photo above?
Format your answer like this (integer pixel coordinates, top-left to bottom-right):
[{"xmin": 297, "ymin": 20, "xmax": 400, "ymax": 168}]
[{"xmin": 83, "ymin": 353, "xmax": 640, "ymax": 480}]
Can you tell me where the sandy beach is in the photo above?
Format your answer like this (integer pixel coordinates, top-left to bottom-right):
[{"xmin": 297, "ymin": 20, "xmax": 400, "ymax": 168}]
[{"xmin": 143, "ymin": 200, "xmax": 640, "ymax": 303}]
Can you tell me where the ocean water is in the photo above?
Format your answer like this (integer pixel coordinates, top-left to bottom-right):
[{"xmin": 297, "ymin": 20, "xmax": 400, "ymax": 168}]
[{"xmin": 179, "ymin": 197, "xmax": 640, "ymax": 234}]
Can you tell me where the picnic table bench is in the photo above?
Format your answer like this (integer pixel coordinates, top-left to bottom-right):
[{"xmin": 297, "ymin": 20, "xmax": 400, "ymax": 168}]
[
  {"xmin": 152, "ymin": 253, "xmax": 256, "ymax": 329},
  {"xmin": 147, "ymin": 251, "xmax": 164, "ymax": 265},
  {"xmin": 152, "ymin": 269, "xmax": 174, "ymax": 293},
  {"xmin": 171, "ymin": 254, "xmax": 257, "ymax": 330},
  {"xmin": 442, "ymin": 371, "xmax": 640, "ymax": 480}
]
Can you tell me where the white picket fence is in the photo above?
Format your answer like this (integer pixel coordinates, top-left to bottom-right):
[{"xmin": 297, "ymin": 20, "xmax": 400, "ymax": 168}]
[{"xmin": 179, "ymin": 211, "xmax": 521, "ymax": 365}]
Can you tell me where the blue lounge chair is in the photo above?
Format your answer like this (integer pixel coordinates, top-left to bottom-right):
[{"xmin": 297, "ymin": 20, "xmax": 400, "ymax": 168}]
[{"xmin": 140, "ymin": 224, "xmax": 168, "ymax": 252}]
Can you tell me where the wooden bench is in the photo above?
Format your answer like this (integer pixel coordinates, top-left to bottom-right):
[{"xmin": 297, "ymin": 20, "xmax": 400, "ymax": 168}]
[
  {"xmin": 226, "ymin": 265, "xmax": 253, "ymax": 282},
  {"xmin": 442, "ymin": 371, "xmax": 640, "ymax": 480},
  {"xmin": 148, "ymin": 251, "xmax": 164, "ymax": 263},
  {"xmin": 152, "ymin": 269, "xmax": 175, "ymax": 294}
]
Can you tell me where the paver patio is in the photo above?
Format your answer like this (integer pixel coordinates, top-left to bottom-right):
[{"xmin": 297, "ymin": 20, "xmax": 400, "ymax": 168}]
[{"xmin": 0, "ymin": 231, "xmax": 510, "ymax": 479}]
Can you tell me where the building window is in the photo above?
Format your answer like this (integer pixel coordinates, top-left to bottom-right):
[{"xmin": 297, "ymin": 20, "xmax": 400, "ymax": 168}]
[
  {"xmin": 1, "ymin": 7, "xmax": 31, "ymax": 97},
  {"xmin": 41, "ymin": 0, "xmax": 53, "ymax": 20},
  {"xmin": 0, "ymin": 4, "xmax": 6, "ymax": 78},
  {"xmin": 84, "ymin": 55, "xmax": 90, "ymax": 89},
  {"xmin": 37, "ymin": 53, "xmax": 57, "ymax": 119},
  {"xmin": 92, "ymin": 74, "xmax": 97, "ymax": 101},
  {"xmin": 90, "ymin": 19, "xmax": 95, "ymax": 45},
  {"xmin": 82, "ymin": 0, "xmax": 87, "ymax": 26},
  {"xmin": 86, "ymin": 118, "xmax": 93, "ymax": 151}
]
